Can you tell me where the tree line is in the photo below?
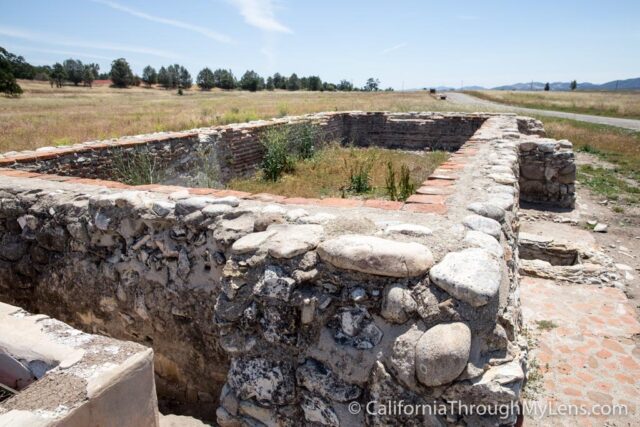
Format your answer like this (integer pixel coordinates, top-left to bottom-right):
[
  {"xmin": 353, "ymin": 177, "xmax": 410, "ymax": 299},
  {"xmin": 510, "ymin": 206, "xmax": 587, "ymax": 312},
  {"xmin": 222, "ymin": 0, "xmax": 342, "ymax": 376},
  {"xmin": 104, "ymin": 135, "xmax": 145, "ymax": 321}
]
[
  {"xmin": 142, "ymin": 63, "xmax": 386, "ymax": 92},
  {"xmin": 1, "ymin": 46, "xmax": 389, "ymax": 96}
]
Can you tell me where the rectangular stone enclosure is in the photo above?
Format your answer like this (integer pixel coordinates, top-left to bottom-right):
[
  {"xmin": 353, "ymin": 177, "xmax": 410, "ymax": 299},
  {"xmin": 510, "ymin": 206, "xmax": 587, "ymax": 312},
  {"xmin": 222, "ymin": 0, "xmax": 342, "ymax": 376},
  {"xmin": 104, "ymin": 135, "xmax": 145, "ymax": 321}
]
[{"xmin": 0, "ymin": 112, "xmax": 575, "ymax": 426}]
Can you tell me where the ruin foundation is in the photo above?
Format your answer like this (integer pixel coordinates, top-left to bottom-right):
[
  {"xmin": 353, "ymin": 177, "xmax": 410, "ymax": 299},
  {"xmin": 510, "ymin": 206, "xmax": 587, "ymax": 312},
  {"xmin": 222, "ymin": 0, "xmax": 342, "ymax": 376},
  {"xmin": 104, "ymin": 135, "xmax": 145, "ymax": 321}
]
[
  {"xmin": 0, "ymin": 112, "xmax": 576, "ymax": 426},
  {"xmin": 0, "ymin": 301, "xmax": 158, "ymax": 426}
]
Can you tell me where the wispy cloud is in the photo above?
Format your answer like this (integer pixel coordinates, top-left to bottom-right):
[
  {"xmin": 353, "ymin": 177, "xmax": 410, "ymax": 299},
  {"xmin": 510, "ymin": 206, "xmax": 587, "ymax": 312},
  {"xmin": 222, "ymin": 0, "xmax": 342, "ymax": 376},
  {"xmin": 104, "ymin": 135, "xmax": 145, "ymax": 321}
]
[
  {"xmin": 3, "ymin": 45, "xmax": 113, "ymax": 61},
  {"xmin": 227, "ymin": 0, "xmax": 292, "ymax": 33},
  {"xmin": 91, "ymin": 0, "xmax": 233, "ymax": 44},
  {"xmin": 380, "ymin": 42, "xmax": 407, "ymax": 55},
  {"xmin": 0, "ymin": 25, "xmax": 178, "ymax": 59}
]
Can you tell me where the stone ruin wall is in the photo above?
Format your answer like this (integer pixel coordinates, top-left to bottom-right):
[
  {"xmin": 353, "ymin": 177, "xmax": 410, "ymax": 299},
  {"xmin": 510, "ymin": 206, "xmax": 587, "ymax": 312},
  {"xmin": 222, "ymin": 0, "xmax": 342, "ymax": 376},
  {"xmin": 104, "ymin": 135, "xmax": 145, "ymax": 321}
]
[
  {"xmin": 0, "ymin": 112, "xmax": 576, "ymax": 426},
  {"xmin": 518, "ymin": 139, "xmax": 576, "ymax": 208},
  {"xmin": 1, "ymin": 112, "xmax": 486, "ymax": 186}
]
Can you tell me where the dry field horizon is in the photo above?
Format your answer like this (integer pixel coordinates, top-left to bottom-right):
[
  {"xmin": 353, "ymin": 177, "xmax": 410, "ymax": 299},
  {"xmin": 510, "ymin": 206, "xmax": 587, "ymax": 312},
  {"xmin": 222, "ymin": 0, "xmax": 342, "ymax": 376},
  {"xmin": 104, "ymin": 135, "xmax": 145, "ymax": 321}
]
[
  {"xmin": 0, "ymin": 80, "xmax": 482, "ymax": 152},
  {"xmin": 2, "ymin": 80, "xmax": 638, "ymax": 200},
  {"xmin": 466, "ymin": 89, "xmax": 640, "ymax": 120}
]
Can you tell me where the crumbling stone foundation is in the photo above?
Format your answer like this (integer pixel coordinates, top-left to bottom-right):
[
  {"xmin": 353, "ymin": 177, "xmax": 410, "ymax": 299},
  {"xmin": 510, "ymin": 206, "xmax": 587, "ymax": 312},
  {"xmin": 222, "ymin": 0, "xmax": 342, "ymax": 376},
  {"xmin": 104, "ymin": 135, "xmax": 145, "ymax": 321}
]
[{"xmin": 0, "ymin": 112, "xmax": 576, "ymax": 426}]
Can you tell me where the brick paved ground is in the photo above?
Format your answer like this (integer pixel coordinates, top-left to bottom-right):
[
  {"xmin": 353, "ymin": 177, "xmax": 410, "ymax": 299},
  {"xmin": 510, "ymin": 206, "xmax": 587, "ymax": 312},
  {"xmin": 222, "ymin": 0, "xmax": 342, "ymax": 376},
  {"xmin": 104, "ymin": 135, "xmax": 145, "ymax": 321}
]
[{"xmin": 521, "ymin": 276, "xmax": 640, "ymax": 426}]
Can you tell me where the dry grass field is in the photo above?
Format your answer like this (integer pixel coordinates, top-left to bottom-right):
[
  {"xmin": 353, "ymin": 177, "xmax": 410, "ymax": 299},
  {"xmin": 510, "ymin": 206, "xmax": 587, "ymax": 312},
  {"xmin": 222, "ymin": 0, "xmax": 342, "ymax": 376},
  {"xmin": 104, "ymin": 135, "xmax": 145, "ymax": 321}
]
[
  {"xmin": 0, "ymin": 80, "xmax": 474, "ymax": 152},
  {"xmin": 467, "ymin": 90, "xmax": 640, "ymax": 119}
]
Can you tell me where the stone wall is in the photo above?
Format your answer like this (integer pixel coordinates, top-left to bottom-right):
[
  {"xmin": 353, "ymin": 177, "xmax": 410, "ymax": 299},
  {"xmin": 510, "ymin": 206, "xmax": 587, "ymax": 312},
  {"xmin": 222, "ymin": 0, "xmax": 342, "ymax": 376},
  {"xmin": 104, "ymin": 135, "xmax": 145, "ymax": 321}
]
[
  {"xmin": 0, "ymin": 112, "xmax": 577, "ymax": 426},
  {"xmin": 2, "ymin": 112, "xmax": 486, "ymax": 186},
  {"xmin": 518, "ymin": 138, "xmax": 576, "ymax": 208}
]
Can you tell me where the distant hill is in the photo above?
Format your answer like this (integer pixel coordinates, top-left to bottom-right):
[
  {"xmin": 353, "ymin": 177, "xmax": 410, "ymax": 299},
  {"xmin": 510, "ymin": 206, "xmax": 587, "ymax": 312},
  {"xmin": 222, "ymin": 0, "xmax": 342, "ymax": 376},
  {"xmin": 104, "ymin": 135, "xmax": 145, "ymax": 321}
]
[
  {"xmin": 431, "ymin": 85, "xmax": 487, "ymax": 91},
  {"xmin": 492, "ymin": 77, "xmax": 640, "ymax": 91}
]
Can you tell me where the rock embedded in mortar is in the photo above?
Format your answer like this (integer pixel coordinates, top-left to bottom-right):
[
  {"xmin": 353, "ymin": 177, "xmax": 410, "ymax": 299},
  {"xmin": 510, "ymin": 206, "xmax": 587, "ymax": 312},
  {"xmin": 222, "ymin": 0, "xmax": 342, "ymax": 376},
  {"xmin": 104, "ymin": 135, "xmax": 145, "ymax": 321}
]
[
  {"xmin": 227, "ymin": 357, "xmax": 295, "ymax": 405},
  {"xmin": 387, "ymin": 325, "xmax": 424, "ymax": 389},
  {"xmin": 429, "ymin": 248, "xmax": 502, "ymax": 307},
  {"xmin": 462, "ymin": 214, "xmax": 502, "ymax": 239},
  {"xmin": 317, "ymin": 235, "xmax": 434, "ymax": 277},
  {"xmin": 201, "ymin": 204, "xmax": 233, "ymax": 218},
  {"xmin": 300, "ymin": 393, "xmax": 340, "ymax": 427},
  {"xmin": 463, "ymin": 230, "xmax": 504, "ymax": 258},
  {"xmin": 296, "ymin": 359, "xmax": 362, "ymax": 402},
  {"xmin": 265, "ymin": 224, "xmax": 324, "ymax": 259},
  {"xmin": 415, "ymin": 322, "xmax": 471, "ymax": 387},
  {"xmin": 231, "ymin": 230, "xmax": 276, "ymax": 255},
  {"xmin": 380, "ymin": 284, "xmax": 417, "ymax": 324},
  {"xmin": 467, "ymin": 202, "xmax": 506, "ymax": 222},
  {"xmin": 383, "ymin": 223, "xmax": 433, "ymax": 238}
]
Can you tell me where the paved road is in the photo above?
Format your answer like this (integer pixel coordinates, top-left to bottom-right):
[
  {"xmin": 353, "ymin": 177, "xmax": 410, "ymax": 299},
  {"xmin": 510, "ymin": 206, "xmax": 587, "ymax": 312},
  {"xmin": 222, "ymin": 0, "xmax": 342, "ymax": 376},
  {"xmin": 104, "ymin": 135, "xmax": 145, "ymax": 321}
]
[{"xmin": 446, "ymin": 92, "xmax": 640, "ymax": 132}]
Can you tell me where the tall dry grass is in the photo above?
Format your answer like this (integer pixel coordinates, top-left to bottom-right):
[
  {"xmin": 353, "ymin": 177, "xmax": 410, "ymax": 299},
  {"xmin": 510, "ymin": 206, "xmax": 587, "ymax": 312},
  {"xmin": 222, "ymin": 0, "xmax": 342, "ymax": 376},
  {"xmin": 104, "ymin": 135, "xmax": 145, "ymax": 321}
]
[
  {"xmin": 467, "ymin": 90, "xmax": 640, "ymax": 120},
  {"xmin": 0, "ymin": 80, "xmax": 475, "ymax": 152}
]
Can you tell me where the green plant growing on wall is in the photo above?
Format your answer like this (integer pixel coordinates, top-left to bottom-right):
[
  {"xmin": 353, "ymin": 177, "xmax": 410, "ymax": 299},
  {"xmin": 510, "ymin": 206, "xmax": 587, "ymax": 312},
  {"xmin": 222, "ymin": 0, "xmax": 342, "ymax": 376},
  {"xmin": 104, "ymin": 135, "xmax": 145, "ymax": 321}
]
[{"xmin": 111, "ymin": 147, "xmax": 164, "ymax": 185}]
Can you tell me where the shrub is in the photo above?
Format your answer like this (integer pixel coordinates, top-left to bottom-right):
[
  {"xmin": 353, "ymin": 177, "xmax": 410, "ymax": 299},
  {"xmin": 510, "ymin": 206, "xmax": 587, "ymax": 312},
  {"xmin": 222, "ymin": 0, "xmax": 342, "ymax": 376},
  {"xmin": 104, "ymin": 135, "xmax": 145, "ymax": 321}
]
[
  {"xmin": 111, "ymin": 147, "xmax": 164, "ymax": 185},
  {"xmin": 261, "ymin": 127, "xmax": 296, "ymax": 181},
  {"xmin": 385, "ymin": 161, "xmax": 398, "ymax": 200},
  {"xmin": 290, "ymin": 123, "xmax": 318, "ymax": 160},
  {"xmin": 347, "ymin": 161, "xmax": 372, "ymax": 193},
  {"xmin": 344, "ymin": 154, "xmax": 374, "ymax": 194},
  {"xmin": 398, "ymin": 164, "xmax": 416, "ymax": 201},
  {"xmin": 384, "ymin": 162, "xmax": 415, "ymax": 201}
]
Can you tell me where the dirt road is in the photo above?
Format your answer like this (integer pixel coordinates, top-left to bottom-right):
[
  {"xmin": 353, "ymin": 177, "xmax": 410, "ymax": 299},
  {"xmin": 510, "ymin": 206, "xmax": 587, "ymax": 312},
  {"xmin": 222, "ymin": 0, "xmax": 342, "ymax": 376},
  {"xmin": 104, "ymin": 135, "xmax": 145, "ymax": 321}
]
[{"xmin": 446, "ymin": 92, "xmax": 640, "ymax": 131}]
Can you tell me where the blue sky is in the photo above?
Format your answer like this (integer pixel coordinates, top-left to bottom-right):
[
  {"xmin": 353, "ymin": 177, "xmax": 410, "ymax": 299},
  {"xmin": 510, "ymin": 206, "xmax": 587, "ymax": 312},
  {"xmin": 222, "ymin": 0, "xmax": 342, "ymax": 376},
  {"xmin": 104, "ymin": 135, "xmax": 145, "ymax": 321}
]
[{"xmin": 1, "ymin": 0, "xmax": 639, "ymax": 89}]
